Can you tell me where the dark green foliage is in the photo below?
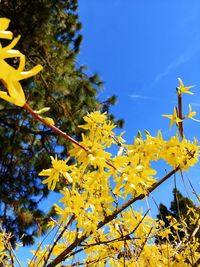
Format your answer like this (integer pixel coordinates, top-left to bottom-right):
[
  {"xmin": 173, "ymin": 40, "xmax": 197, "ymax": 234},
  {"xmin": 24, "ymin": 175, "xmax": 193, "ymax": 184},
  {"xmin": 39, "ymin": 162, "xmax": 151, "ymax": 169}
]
[
  {"xmin": 0, "ymin": 0, "xmax": 123, "ymax": 246},
  {"xmin": 156, "ymin": 188, "xmax": 200, "ymax": 245}
]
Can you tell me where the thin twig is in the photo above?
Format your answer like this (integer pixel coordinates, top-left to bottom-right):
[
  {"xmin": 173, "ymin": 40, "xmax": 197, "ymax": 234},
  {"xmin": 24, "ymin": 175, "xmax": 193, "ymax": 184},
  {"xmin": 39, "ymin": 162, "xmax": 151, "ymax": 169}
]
[
  {"xmin": 6, "ymin": 241, "xmax": 23, "ymax": 267},
  {"xmin": 46, "ymin": 166, "xmax": 180, "ymax": 267},
  {"xmin": 186, "ymin": 175, "xmax": 200, "ymax": 203},
  {"xmin": 23, "ymin": 103, "xmax": 87, "ymax": 151},
  {"xmin": 28, "ymin": 222, "xmax": 59, "ymax": 266},
  {"xmin": 135, "ymin": 227, "xmax": 153, "ymax": 261},
  {"xmin": 42, "ymin": 214, "xmax": 76, "ymax": 267}
]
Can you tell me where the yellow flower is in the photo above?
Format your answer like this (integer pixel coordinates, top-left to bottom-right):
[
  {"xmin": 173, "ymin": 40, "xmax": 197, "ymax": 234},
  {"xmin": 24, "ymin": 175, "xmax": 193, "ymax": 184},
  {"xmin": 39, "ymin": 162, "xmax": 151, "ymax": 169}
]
[
  {"xmin": 0, "ymin": 18, "xmax": 43, "ymax": 106},
  {"xmin": 163, "ymin": 108, "xmax": 182, "ymax": 128},
  {"xmin": 185, "ymin": 104, "xmax": 200, "ymax": 122},
  {"xmin": 0, "ymin": 18, "xmax": 13, "ymax": 39},
  {"xmin": 187, "ymin": 104, "xmax": 196, "ymax": 119},
  {"xmin": 42, "ymin": 117, "xmax": 55, "ymax": 125},
  {"xmin": 177, "ymin": 78, "xmax": 194, "ymax": 95},
  {"xmin": 81, "ymin": 111, "xmax": 108, "ymax": 128},
  {"xmin": 39, "ymin": 156, "xmax": 72, "ymax": 190}
]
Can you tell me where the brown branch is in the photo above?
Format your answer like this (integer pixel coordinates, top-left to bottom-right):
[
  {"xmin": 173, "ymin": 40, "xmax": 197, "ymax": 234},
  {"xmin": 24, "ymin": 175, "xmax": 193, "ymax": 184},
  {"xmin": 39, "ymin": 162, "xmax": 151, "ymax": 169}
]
[
  {"xmin": 23, "ymin": 103, "xmax": 87, "ymax": 151},
  {"xmin": 23, "ymin": 103, "xmax": 117, "ymax": 170},
  {"xmin": 193, "ymin": 257, "xmax": 200, "ymax": 267},
  {"xmin": 46, "ymin": 166, "xmax": 180, "ymax": 267},
  {"xmin": 178, "ymin": 93, "xmax": 184, "ymax": 139},
  {"xmin": 97, "ymin": 166, "xmax": 180, "ymax": 230},
  {"xmin": 82, "ymin": 210, "xmax": 150, "ymax": 248}
]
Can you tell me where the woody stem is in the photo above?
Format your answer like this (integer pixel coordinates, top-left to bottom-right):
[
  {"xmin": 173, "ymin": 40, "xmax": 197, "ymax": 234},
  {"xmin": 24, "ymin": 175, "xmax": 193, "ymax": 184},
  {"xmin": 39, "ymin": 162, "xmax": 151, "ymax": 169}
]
[
  {"xmin": 23, "ymin": 103, "xmax": 88, "ymax": 151},
  {"xmin": 178, "ymin": 93, "xmax": 183, "ymax": 139}
]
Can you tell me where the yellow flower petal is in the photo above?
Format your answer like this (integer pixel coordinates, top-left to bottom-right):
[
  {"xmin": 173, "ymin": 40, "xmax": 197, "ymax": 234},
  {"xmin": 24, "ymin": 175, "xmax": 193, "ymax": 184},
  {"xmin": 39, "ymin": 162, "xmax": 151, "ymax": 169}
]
[
  {"xmin": 0, "ymin": 19, "xmax": 43, "ymax": 107},
  {"xmin": 0, "ymin": 31, "xmax": 13, "ymax": 40},
  {"xmin": 0, "ymin": 76, "xmax": 26, "ymax": 106},
  {"xmin": 177, "ymin": 78, "xmax": 194, "ymax": 95},
  {"xmin": 163, "ymin": 108, "xmax": 182, "ymax": 128},
  {"xmin": 0, "ymin": 18, "xmax": 10, "ymax": 30},
  {"xmin": 43, "ymin": 117, "xmax": 55, "ymax": 125},
  {"xmin": 19, "ymin": 64, "xmax": 43, "ymax": 80},
  {"xmin": 35, "ymin": 107, "xmax": 50, "ymax": 114},
  {"xmin": 0, "ymin": 18, "xmax": 13, "ymax": 39},
  {"xmin": 187, "ymin": 104, "xmax": 197, "ymax": 119}
]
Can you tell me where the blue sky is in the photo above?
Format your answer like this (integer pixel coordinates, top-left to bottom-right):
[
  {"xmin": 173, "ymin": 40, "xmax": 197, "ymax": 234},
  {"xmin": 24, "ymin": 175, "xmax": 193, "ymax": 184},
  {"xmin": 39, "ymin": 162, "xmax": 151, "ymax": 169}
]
[
  {"xmin": 78, "ymin": 0, "xmax": 200, "ymax": 205},
  {"xmin": 17, "ymin": 1, "xmax": 200, "ymax": 263},
  {"xmin": 78, "ymin": 0, "xmax": 200, "ymax": 132}
]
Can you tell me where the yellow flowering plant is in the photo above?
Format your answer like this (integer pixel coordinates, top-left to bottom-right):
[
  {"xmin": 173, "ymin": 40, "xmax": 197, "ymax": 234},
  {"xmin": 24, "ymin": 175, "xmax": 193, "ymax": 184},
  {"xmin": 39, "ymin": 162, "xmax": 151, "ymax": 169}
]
[
  {"xmin": 0, "ymin": 18, "xmax": 199, "ymax": 267},
  {"xmin": 0, "ymin": 18, "xmax": 43, "ymax": 107}
]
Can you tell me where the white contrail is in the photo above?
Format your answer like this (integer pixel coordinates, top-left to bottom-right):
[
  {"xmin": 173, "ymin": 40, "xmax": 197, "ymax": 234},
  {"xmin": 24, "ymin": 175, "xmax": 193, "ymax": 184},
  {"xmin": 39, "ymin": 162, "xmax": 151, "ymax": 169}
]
[
  {"xmin": 128, "ymin": 94, "xmax": 156, "ymax": 100},
  {"xmin": 149, "ymin": 43, "xmax": 200, "ymax": 89}
]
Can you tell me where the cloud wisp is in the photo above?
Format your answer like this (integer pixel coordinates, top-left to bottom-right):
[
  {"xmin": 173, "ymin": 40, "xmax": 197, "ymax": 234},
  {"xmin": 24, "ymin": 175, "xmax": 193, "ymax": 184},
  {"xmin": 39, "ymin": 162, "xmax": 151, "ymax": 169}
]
[
  {"xmin": 149, "ymin": 43, "xmax": 200, "ymax": 89},
  {"xmin": 128, "ymin": 94, "xmax": 156, "ymax": 100}
]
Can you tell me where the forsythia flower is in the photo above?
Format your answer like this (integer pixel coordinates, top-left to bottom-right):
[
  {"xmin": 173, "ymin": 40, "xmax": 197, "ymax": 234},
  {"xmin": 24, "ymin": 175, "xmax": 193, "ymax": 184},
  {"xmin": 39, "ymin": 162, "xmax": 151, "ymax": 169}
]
[
  {"xmin": 186, "ymin": 104, "xmax": 196, "ymax": 119},
  {"xmin": 70, "ymin": 132, "xmax": 112, "ymax": 171},
  {"xmin": 177, "ymin": 78, "xmax": 194, "ymax": 95},
  {"xmin": 163, "ymin": 107, "xmax": 182, "ymax": 128},
  {"xmin": 186, "ymin": 104, "xmax": 200, "ymax": 122},
  {"xmin": 80, "ymin": 111, "xmax": 108, "ymax": 128},
  {"xmin": 39, "ymin": 156, "xmax": 72, "ymax": 190},
  {"xmin": 0, "ymin": 18, "xmax": 43, "ymax": 106},
  {"xmin": 161, "ymin": 135, "xmax": 199, "ymax": 169},
  {"xmin": 0, "ymin": 18, "xmax": 12, "ymax": 39}
]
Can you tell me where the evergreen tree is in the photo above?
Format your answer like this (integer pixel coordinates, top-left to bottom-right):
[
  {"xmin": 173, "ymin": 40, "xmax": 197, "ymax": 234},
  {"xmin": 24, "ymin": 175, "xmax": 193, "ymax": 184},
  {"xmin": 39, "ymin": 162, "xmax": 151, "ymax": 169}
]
[
  {"xmin": 0, "ymin": 0, "xmax": 123, "ymax": 246},
  {"xmin": 156, "ymin": 188, "xmax": 200, "ymax": 244}
]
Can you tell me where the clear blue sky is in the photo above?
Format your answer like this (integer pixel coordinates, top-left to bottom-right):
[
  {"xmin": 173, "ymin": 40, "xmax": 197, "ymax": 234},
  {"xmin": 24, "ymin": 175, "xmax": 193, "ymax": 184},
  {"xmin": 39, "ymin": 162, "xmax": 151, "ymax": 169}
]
[
  {"xmin": 18, "ymin": 1, "xmax": 200, "ymax": 263},
  {"xmin": 78, "ymin": 0, "xmax": 200, "ymax": 205}
]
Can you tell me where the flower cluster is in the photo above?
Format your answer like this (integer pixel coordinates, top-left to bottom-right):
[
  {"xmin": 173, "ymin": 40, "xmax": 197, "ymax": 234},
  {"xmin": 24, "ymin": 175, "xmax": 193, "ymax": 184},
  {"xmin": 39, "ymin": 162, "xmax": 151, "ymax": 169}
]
[{"xmin": 35, "ymin": 111, "xmax": 199, "ymax": 266}]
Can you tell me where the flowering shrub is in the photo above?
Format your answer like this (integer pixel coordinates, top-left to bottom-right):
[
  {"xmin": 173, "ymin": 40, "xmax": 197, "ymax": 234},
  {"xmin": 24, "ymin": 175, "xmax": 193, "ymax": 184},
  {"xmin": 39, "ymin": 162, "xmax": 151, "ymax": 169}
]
[{"xmin": 0, "ymin": 18, "xmax": 199, "ymax": 267}]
